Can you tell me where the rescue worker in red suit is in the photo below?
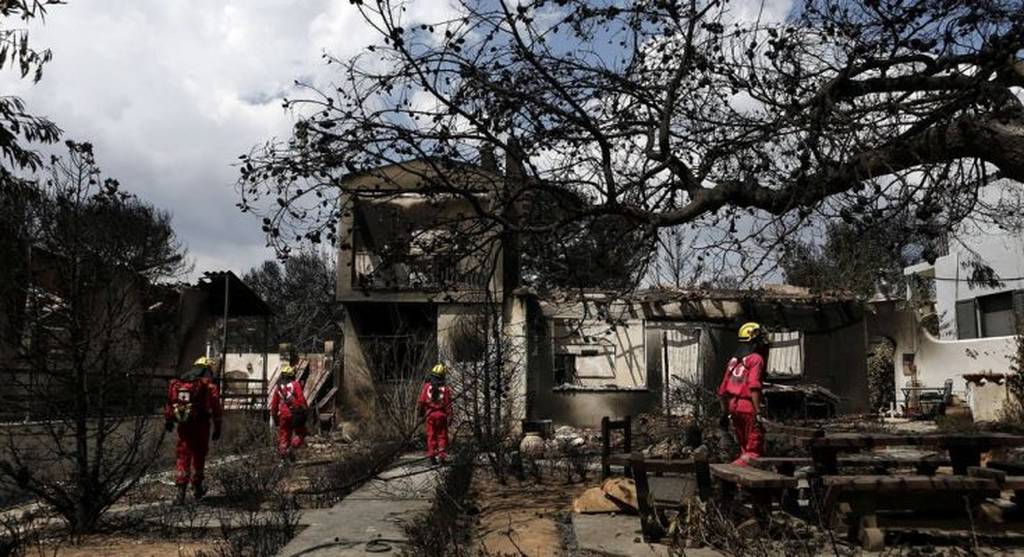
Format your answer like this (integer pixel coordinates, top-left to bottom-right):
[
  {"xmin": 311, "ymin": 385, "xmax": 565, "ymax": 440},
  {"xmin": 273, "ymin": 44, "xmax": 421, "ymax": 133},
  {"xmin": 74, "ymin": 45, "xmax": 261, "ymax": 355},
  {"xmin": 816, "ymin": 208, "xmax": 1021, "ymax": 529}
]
[
  {"xmin": 717, "ymin": 322, "xmax": 769, "ymax": 466},
  {"xmin": 270, "ymin": 364, "xmax": 308, "ymax": 462},
  {"xmin": 417, "ymin": 363, "xmax": 452, "ymax": 464},
  {"xmin": 165, "ymin": 356, "xmax": 223, "ymax": 504}
]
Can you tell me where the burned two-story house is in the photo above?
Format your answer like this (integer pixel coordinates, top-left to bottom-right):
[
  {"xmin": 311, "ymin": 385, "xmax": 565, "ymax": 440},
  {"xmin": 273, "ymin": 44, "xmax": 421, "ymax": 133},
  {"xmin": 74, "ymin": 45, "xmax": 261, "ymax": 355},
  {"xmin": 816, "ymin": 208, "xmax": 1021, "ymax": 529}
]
[
  {"xmin": 335, "ymin": 157, "xmax": 520, "ymax": 421},
  {"xmin": 335, "ymin": 158, "xmax": 870, "ymax": 428}
]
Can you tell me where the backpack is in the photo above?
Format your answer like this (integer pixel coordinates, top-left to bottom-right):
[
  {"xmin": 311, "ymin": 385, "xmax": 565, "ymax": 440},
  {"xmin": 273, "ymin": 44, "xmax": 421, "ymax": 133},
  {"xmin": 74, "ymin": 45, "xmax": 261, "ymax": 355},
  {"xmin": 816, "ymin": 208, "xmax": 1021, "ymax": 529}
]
[
  {"xmin": 172, "ymin": 380, "xmax": 206, "ymax": 424},
  {"xmin": 278, "ymin": 382, "xmax": 307, "ymax": 427}
]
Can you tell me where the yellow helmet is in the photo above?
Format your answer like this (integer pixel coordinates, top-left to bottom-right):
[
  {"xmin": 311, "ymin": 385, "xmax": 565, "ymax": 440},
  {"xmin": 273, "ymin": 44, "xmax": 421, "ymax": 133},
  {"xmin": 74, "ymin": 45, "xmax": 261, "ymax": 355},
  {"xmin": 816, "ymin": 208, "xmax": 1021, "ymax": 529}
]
[
  {"xmin": 280, "ymin": 364, "xmax": 295, "ymax": 377},
  {"xmin": 194, "ymin": 356, "xmax": 212, "ymax": 368},
  {"xmin": 738, "ymin": 322, "xmax": 764, "ymax": 342},
  {"xmin": 430, "ymin": 363, "xmax": 445, "ymax": 377}
]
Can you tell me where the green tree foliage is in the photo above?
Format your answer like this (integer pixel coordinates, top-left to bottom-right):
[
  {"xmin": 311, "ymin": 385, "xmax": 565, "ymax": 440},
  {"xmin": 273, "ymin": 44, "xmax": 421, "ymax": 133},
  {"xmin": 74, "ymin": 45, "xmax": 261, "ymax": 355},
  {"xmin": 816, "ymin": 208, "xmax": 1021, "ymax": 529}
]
[
  {"xmin": 779, "ymin": 223, "xmax": 921, "ymax": 298},
  {"xmin": 866, "ymin": 341, "xmax": 896, "ymax": 413},
  {"xmin": 243, "ymin": 250, "xmax": 342, "ymax": 353},
  {"xmin": 0, "ymin": 1, "xmax": 63, "ymax": 346},
  {"xmin": 0, "ymin": 0, "xmax": 63, "ymax": 178}
]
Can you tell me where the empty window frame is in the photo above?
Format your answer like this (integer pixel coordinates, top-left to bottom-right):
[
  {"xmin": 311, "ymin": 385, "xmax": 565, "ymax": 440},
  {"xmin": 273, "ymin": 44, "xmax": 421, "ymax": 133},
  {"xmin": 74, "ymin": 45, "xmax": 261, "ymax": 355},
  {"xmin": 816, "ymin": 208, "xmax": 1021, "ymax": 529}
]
[
  {"xmin": 978, "ymin": 291, "xmax": 1015, "ymax": 337},
  {"xmin": 552, "ymin": 318, "xmax": 645, "ymax": 390}
]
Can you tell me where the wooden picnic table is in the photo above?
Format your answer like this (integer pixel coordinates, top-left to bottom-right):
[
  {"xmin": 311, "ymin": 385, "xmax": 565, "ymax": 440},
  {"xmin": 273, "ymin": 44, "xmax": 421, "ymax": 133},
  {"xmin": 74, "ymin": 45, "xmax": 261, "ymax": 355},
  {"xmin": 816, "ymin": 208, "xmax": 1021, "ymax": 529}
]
[{"xmin": 799, "ymin": 432, "xmax": 1024, "ymax": 475}]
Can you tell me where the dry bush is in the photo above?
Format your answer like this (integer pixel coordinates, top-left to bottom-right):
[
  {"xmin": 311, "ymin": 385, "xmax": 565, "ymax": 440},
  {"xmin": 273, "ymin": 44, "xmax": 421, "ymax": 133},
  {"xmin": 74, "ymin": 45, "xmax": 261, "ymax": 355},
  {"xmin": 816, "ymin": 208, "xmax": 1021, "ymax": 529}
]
[
  {"xmin": 362, "ymin": 334, "xmax": 434, "ymax": 445},
  {"xmin": 674, "ymin": 500, "xmax": 853, "ymax": 557},
  {"xmin": 153, "ymin": 498, "xmax": 213, "ymax": 541},
  {"xmin": 0, "ymin": 515, "xmax": 30, "ymax": 557},
  {"xmin": 1002, "ymin": 321, "xmax": 1024, "ymax": 427},
  {"xmin": 301, "ymin": 440, "xmax": 404, "ymax": 508},
  {"xmin": 0, "ymin": 513, "xmax": 56, "ymax": 557},
  {"xmin": 536, "ymin": 439, "xmax": 596, "ymax": 484},
  {"xmin": 221, "ymin": 413, "xmax": 276, "ymax": 457},
  {"xmin": 443, "ymin": 311, "xmax": 525, "ymax": 484},
  {"xmin": 402, "ymin": 444, "xmax": 477, "ymax": 557},
  {"xmin": 190, "ymin": 497, "xmax": 300, "ymax": 557},
  {"xmin": 210, "ymin": 453, "xmax": 287, "ymax": 511}
]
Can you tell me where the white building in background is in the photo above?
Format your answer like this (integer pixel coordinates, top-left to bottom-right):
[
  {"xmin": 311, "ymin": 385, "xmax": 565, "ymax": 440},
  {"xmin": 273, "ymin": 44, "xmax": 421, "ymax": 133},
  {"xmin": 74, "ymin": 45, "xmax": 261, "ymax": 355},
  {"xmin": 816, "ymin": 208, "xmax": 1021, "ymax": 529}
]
[{"xmin": 890, "ymin": 182, "xmax": 1023, "ymax": 420}]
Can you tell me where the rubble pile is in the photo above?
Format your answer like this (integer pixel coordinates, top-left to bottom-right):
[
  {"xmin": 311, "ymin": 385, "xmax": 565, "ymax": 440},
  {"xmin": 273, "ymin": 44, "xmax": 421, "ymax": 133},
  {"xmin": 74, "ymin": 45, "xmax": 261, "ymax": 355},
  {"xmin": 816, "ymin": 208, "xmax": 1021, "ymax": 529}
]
[{"xmin": 571, "ymin": 477, "xmax": 638, "ymax": 514}]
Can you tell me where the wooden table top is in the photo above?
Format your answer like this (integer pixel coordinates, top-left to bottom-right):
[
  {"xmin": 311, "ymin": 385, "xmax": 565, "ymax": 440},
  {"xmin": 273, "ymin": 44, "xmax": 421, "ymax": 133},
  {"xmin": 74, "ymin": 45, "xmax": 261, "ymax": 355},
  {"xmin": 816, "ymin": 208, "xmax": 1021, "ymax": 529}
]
[{"xmin": 799, "ymin": 432, "xmax": 1024, "ymax": 449}]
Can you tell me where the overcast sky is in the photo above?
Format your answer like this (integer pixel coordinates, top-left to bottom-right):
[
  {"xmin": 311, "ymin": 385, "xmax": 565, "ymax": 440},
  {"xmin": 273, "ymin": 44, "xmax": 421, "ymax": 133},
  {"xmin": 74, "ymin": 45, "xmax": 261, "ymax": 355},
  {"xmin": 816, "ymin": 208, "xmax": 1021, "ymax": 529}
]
[
  {"xmin": 2, "ymin": 0, "xmax": 393, "ymax": 278},
  {"xmin": 4, "ymin": 0, "xmax": 792, "ymax": 282}
]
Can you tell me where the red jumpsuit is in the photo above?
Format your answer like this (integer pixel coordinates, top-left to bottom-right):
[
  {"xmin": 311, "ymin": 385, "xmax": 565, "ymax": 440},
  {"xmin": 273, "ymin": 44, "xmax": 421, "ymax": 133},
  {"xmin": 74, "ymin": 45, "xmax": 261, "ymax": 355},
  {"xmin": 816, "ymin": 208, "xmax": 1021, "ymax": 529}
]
[
  {"xmin": 717, "ymin": 352, "xmax": 765, "ymax": 466},
  {"xmin": 165, "ymin": 377, "xmax": 222, "ymax": 487},
  {"xmin": 270, "ymin": 379, "xmax": 308, "ymax": 457},
  {"xmin": 417, "ymin": 380, "xmax": 452, "ymax": 460}
]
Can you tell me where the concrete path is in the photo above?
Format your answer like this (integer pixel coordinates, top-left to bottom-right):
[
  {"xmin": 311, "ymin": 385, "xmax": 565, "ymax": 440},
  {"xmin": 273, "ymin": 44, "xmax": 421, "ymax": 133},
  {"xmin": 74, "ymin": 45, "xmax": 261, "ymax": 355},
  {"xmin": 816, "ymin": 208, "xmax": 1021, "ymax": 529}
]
[
  {"xmin": 572, "ymin": 514, "xmax": 724, "ymax": 557},
  {"xmin": 275, "ymin": 457, "xmax": 439, "ymax": 557}
]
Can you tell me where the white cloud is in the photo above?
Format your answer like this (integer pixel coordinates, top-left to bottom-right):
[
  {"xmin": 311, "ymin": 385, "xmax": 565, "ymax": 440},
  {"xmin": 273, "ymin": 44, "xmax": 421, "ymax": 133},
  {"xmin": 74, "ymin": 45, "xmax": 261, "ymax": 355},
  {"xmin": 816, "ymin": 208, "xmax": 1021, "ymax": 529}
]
[{"xmin": 0, "ymin": 0, "xmax": 380, "ymax": 280}]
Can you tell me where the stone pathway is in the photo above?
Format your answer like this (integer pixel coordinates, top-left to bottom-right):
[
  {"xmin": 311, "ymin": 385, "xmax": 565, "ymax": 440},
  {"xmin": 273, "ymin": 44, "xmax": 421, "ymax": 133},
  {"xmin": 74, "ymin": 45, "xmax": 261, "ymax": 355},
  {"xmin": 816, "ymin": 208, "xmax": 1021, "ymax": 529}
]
[{"xmin": 275, "ymin": 456, "xmax": 439, "ymax": 557}]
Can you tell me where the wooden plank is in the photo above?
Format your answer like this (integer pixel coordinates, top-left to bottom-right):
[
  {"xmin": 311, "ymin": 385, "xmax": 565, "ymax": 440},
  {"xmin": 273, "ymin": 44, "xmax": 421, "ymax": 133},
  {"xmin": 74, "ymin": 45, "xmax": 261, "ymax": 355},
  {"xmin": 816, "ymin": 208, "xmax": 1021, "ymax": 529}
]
[
  {"xmin": 968, "ymin": 466, "xmax": 1007, "ymax": 484},
  {"xmin": 694, "ymin": 452, "xmax": 712, "ymax": 501},
  {"xmin": 750, "ymin": 454, "xmax": 951, "ymax": 470},
  {"xmin": 710, "ymin": 463, "xmax": 797, "ymax": 489},
  {"xmin": 630, "ymin": 453, "xmax": 666, "ymax": 542},
  {"xmin": 606, "ymin": 454, "xmax": 695, "ymax": 474},
  {"xmin": 802, "ymin": 432, "xmax": 1024, "ymax": 450},
  {"xmin": 987, "ymin": 460, "xmax": 1024, "ymax": 475},
  {"xmin": 822, "ymin": 475, "xmax": 999, "ymax": 493}
]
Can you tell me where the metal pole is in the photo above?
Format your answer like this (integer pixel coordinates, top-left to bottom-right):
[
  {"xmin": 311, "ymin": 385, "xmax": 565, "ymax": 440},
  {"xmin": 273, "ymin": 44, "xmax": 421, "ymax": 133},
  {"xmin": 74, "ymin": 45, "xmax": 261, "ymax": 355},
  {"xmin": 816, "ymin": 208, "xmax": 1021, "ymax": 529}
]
[
  {"xmin": 262, "ymin": 315, "xmax": 269, "ymax": 415},
  {"xmin": 663, "ymin": 331, "xmax": 670, "ymax": 420},
  {"xmin": 221, "ymin": 274, "xmax": 230, "ymax": 389}
]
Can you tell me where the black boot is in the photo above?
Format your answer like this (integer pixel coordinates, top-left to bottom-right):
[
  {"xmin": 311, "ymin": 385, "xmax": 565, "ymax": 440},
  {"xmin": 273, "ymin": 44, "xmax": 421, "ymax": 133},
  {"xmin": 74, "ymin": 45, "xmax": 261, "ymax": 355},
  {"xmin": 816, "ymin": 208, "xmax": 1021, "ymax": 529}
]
[
  {"xmin": 193, "ymin": 481, "xmax": 207, "ymax": 501},
  {"xmin": 175, "ymin": 484, "xmax": 187, "ymax": 505}
]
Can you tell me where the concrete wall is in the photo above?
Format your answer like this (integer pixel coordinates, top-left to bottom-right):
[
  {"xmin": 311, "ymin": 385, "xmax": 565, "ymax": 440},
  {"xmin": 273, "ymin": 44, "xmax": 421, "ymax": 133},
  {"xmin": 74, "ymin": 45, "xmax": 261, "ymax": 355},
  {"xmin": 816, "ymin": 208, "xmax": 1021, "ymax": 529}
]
[
  {"xmin": 870, "ymin": 300, "xmax": 1017, "ymax": 415},
  {"xmin": 524, "ymin": 298, "xmax": 656, "ymax": 426},
  {"xmin": 689, "ymin": 321, "xmax": 868, "ymax": 415},
  {"xmin": 526, "ymin": 297, "xmax": 869, "ymax": 426},
  {"xmin": 224, "ymin": 353, "xmax": 280, "ymax": 380},
  {"xmin": 967, "ymin": 379, "xmax": 1015, "ymax": 422},
  {"xmin": 916, "ymin": 183, "xmax": 1024, "ymax": 339}
]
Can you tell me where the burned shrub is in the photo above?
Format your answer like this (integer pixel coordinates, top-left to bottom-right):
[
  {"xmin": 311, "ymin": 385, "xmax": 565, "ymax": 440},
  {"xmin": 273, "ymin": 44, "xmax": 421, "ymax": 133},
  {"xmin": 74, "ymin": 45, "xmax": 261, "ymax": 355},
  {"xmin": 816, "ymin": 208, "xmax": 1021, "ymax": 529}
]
[
  {"xmin": 190, "ymin": 496, "xmax": 300, "ymax": 557},
  {"xmin": 403, "ymin": 444, "xmax": 477, "ymax": 557},
  {"xmin": 301, "ymin": 440, "xmax": 404, "ymax": 508},
  {"xmin": 211, "ymin": 453, "xmax": 287, "ymax": 510}
]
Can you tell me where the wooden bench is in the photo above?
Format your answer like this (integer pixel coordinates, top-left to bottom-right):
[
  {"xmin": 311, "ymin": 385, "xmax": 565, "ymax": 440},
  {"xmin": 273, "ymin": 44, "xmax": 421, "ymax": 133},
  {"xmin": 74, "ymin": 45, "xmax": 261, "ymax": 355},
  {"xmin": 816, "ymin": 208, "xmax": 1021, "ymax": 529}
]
[
  {"xmin": 750, "ymin": 454, "xmax": 950, "ymax": 475},
  {"xmin": 627, "ymin": 452, "xmax": 711, "ymax": 542},
  {"xmin": 607, "ymin": 453, "xmax": 696, "ymax": 475},
  {"xmin": 985, "ymin": 459, "xmax": 1024, "ymax": 475},
  {"xmin": 822, "ymin": 475, "xmax": 1001, "ymax": 550},
  {"xmin": 710, "ymin": 463, "xmax": 798, "ymax": 523},
  {"xmin": 968, "ymin": 465, "xmax": 1024, "ymax": 504}
]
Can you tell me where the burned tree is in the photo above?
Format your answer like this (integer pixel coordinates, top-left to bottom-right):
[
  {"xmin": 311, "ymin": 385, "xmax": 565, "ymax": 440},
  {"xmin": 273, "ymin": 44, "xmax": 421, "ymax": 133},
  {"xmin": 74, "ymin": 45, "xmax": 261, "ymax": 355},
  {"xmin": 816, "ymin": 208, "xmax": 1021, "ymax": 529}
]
[
  {"xmin": 0, "ymin": 142, "xmax": 188, "ymax": 533},
  {"xmin": 239, "ymin": 0, "xmax": 1024, "ymax": 281}
]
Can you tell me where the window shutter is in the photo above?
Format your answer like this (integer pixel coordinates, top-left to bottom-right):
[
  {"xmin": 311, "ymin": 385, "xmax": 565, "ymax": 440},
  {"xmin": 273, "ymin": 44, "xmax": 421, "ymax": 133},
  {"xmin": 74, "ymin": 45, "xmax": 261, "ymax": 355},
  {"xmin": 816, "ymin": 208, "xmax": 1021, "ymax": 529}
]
[
  {"xmin": 956, "ymin": 299, "xmax": 978, "ymax": 339},
  {"xmin": 1013, "ymin": 290, "xmax": 1024, "ymax": 334}
]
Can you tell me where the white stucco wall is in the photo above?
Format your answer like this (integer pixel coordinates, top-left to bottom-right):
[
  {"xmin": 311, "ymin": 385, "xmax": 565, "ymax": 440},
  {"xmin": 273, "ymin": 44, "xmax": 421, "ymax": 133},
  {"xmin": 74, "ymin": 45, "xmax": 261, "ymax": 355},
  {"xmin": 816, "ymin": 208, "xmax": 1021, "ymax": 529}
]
[
  {"xmin": 224, "ymin": 353, "xmax": 281, "ymax": 380},
  {"xmin": 922, "ymin": 182, "xmax": 1024, "ymax": 339},
  {"xmin": 967, "ymin": 379, "xmax": 1015, "ymax": 422},
  {"xmin": 889, "ymin": 309, "xmax": 1016, "ymax": 414}
]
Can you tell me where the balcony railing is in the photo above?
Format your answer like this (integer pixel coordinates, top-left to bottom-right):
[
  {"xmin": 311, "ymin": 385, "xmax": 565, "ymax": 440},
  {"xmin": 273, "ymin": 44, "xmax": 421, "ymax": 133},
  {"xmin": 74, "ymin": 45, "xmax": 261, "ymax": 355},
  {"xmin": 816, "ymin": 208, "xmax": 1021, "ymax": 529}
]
[{"xmin": 352, "ymin": 251, "xmax": 490, "ymax": 291}]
